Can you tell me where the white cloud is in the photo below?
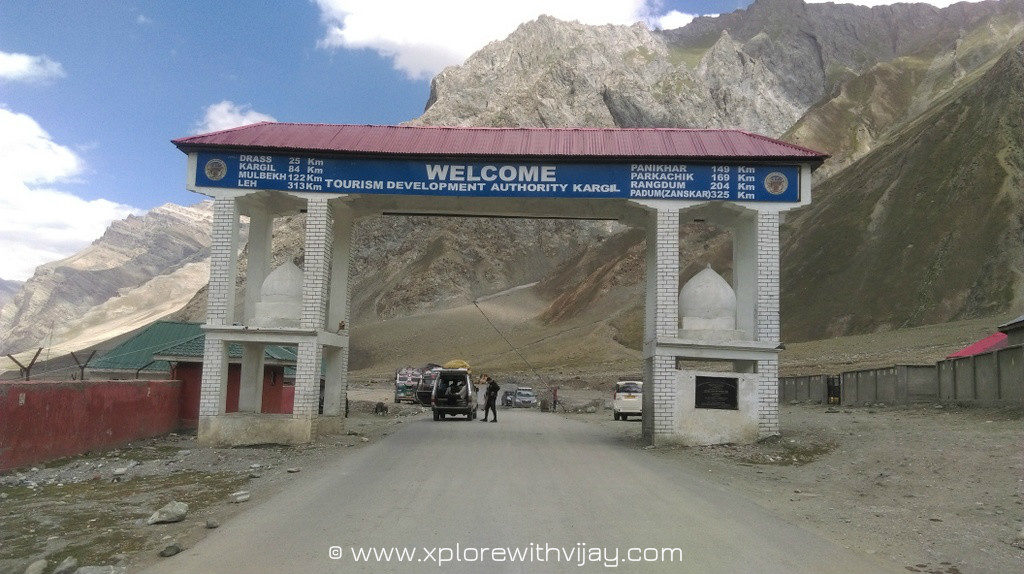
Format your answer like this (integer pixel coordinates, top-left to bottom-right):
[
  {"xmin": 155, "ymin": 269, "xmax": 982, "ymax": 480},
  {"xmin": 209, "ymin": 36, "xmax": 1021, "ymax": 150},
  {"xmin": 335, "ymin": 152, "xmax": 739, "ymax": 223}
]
[
  {"xmin": 316, "ymin": 0, "xmax": 657, "ymax": 79},
  {"xmin": 0, "ymin": 51, "xmax": 65, "ymax": 83},
  {"xmin": 195, "ymin": 100, "xmax": 276, "ymax": 134},
  {"xmin": 655, "ymin": 10, "xmax": 698, "ymax": 30},
  {"xmin": 136, "ymin": 14, "xmax": 152, "ymax": 25},
  {"xmin": 0, "ymin": 107, "xmax": 141, "ymax": 281}
]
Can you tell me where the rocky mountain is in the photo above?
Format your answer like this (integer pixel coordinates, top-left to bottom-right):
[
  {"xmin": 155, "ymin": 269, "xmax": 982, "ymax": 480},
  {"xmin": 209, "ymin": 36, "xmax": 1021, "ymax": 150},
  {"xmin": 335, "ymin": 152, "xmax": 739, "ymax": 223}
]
[
  {"xmin": 0, "ymin": 203, "xmax": 219, "ymax": 355},
  {"xmin": 4, "ymin": 0, "xmax": 1023, "ymax": 367},
  {"xmin": 781, "ymin": 38, "xmax": 1024, "ymax": 340},
  {"xmin": 415, "ymin": 0, "xmax": 1024, "ymax": 343},
  {"xmin": 413, "ymin": 15, "xmax": 803, "ymax": 137},
  {"xmin": 0, "ymin": 280, "xmax": 22, "ymax": 311},
  {"xmin": 172, "ymin": 214, "xmax": 605, "ymax": 325}
]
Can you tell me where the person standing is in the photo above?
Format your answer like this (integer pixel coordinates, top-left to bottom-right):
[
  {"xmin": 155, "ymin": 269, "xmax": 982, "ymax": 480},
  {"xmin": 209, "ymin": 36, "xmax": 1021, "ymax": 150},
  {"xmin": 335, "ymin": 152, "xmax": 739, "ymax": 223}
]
[{"xmin": 481, "ymin": 376, "xmax": 500, "ymax": 422}]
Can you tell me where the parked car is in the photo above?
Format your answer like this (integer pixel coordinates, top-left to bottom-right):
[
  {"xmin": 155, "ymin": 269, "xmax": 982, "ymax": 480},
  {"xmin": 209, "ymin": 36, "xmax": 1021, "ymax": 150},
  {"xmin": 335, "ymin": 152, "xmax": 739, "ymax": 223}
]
[
  {"xmin": 501, "ymin": 389, "xmax": 516, "ymax": 407},
  {"xmin": 431, "ymin": 368, "xmax": 477, "ymax": 420},
  {"xmin": 613, "ymin": 380, "xmax": 642, "ymax": 421},
  {"xmin": 513, "ymin": 387, "xmax": 537, "ymax": 408},
  {"xmin": 394, "ymin": 366, "xmax": 421, "ymax": 403}
]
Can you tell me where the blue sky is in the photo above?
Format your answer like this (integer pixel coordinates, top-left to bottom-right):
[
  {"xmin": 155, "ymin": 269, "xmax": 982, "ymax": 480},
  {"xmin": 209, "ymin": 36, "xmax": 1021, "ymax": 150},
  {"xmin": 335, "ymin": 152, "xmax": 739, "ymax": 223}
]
[{"xmin": 0, "ymin": 0, "xmax": 963, "ymax": 281}]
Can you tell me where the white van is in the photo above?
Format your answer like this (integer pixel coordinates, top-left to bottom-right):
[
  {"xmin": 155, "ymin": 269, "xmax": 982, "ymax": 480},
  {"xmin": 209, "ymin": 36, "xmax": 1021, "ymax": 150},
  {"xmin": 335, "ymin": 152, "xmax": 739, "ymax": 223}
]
[{"xmin": 613, "ymin": 380, "xmax": 642, "ymax": 421}]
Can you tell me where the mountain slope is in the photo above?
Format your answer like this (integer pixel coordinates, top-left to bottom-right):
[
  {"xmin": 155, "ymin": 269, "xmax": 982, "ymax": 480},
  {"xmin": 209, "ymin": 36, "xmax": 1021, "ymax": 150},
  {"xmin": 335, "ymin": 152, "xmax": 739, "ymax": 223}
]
[
  {"xmin": 172, "ymin": 214, "xmax": 603, "ymax": 325},
  {"xmin": 780, "ymin": 39, "xmax": 1024, "ymax": 340},
  {"xmin": 785, "ymin": 13, "xmax": 1024, "ymax": 178},
  {"xmin": 0, "ymin": 203, "xmax": 217, "ymax": 354},
  {"xmin": 0, "ymin": 280, "xmax": 22, "ymax": 310}
]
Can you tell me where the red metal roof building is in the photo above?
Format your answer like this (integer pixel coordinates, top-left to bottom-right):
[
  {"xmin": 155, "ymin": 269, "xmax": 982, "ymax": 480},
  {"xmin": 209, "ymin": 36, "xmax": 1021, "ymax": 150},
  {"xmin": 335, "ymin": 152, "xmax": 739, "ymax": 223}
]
[
  {"xmin": 946, "ymin": 332, "xmax": 1009, "ymax": 358},
  {"xmin": 173, "ymin": 122, "xmax": 829, "ymax": 162}
]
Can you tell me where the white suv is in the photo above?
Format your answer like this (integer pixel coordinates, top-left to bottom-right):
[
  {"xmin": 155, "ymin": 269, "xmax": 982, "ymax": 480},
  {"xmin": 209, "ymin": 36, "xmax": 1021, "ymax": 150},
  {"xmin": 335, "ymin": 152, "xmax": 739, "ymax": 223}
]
[{"xmin": 613, "ymin": 380, "xmax": 642, "ymax": 421}]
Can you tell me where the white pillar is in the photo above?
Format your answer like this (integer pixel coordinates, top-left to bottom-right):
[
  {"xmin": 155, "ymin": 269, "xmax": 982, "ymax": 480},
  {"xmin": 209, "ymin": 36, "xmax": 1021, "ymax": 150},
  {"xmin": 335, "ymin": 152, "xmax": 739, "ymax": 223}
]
[
  {"xmin": 300, "ymin": 197, "xmax": 332, "ymax": 331},
  {"xmin": 327, "ymin": 206, "xmax": 352, "ymax": 331},
  {"xmin": 293, "ymin": 340, "xmax": 323, "ymax": 417},
  {"xmin": 642, "ymin": 207, "xmax": 679, "ymax": 445},
  {"xmin": 200, "ymin": 196, "xmax": 239, "ymax": 418},
  {"xmin": 322, "ymin": 346, "xmax": 346, "ymax": 416},
  {"xmin": 199, "ymin": 336, "xmax": 228, "ymax": 416},
  {"xmin": 206, "ymin": 196, "xmax": 240, "ymax": 326},
  {"xmin": 323, "ymin": 205, "xmax": 353, "ymax": 418},
  {"xmin": 238, "ymin": 343, "xmax": 265, "ymax": 413},
  {"xmin": 755, "ymin": 210, "xmax": 781, "ymax": 437},
  {"xmin": 733, "ymin": 211, "xmax": 757, "ymax": 339},
  {"xmin": 243, "ymin": 208, "xmax": 273, "ymax": 325},
  {"xmin": 294, "ymin": 198, "xmax": 333, "ymax": 419}
]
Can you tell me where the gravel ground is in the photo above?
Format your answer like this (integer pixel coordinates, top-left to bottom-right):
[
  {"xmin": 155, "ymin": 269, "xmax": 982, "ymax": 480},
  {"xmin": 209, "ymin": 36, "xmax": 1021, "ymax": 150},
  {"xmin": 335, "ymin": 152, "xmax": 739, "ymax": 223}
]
[
  {"xmin": 4, "ymin": 383, "xmax": 1021, "ymax": 574},
  {"xmin": 564, "ymin": 401, "xmax": 1024, "ymax": 574},
  {"xmin": 0, "ymin": 400, "xmax": 422, "ymax": 574}
]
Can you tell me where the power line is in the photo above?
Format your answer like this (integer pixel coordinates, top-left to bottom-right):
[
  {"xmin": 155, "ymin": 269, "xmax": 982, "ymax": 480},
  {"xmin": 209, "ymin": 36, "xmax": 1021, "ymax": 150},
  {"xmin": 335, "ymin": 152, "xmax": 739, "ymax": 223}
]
[{"xmin": 472, "ymin": 299, "xmax": 549, "ymax": 387}]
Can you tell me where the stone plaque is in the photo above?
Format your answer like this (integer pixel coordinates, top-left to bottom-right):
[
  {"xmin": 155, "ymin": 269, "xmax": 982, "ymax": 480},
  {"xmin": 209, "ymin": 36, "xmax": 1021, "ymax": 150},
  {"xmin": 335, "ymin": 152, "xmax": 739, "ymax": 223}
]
[{"xmin": 695, "ymin": 376, "xmax": 738, "ymax": 410}]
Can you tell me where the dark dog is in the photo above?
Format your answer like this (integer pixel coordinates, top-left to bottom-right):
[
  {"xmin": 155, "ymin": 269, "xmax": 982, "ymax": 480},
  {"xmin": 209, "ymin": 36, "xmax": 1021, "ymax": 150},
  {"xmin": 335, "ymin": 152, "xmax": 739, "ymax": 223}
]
[{"xmin": 373, "ymin": 401, "xmax": 389, "ymax": 416}]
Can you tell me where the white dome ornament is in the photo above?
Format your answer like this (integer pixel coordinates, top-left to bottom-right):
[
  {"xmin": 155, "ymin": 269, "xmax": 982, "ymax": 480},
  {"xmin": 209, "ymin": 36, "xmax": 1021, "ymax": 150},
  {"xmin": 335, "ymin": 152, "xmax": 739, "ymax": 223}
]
[
  {"xmin": 679, "ymin": 265, "xmax": 739, "ymax": 339},
  {"xmin": 252, "ymin": 261, "xmax": 304, "ymax": 328}
]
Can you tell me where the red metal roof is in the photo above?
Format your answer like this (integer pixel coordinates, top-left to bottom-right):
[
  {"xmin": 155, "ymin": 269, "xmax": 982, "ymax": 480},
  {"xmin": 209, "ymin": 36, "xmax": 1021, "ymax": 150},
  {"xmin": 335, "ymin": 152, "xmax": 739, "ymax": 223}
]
[
  {"xmin": 947, "ymin": 332, "xmax": 1008, "ymax": 359},
  {"xmin": 173, "ymin": 123, "xmax": 829, "ymax": 162}
]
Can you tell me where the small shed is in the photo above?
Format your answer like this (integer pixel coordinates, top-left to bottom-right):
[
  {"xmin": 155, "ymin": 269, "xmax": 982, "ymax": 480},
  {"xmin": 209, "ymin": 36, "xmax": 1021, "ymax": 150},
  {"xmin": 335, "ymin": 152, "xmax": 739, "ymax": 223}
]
[{"xmin": 152, "ymin": 334, "xmax": 300, "ymax": 428}]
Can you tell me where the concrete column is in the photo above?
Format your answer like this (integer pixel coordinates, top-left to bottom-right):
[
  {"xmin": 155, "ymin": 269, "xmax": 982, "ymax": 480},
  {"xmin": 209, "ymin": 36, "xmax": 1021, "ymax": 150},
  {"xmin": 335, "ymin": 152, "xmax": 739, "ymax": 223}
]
[
  {"xmin": 238, "ymin": 343, "xmax": 265, "ymax": 413},
  {"xmin": 243, "ymin": 208, "xmax": 273, "ymax": 325},
  {"xmin": 199, "ymin": 335, "xmax": 228, "ymax": 416},
  {"xmin": 642, "ymin": 207, "xmax": 679, "ymax": 445},
  {"xmin": 322, "ymin": 346, "xmax": 346, "ymax": 416},
  {"xmin": 207, "ymin": 196, "xmax": 240, "ymax": 326},
  {"xmin": 327, "ymin": 206, "xmax": 352, "ymax": 331},
  {"xmin": 300, "ymin": 198, "xmax": 333, "ymax": 331},
  {"xmin": 324, "ymin": 205, "xmax": 353, "ymax": 417},
  {"xmin": 733, "ymin": 211, "xmax": 757, "ymax": 339},
  {"xmin": 293, "ymin": 340, "xmax": 323, "ymax": 418},
  {"xmin": 199, "ymin": 196, "xmax": 238, "ymax": 423},
  {"xmin": 755, "ymin": 210, "xmax": 781, "ymax": 437}
]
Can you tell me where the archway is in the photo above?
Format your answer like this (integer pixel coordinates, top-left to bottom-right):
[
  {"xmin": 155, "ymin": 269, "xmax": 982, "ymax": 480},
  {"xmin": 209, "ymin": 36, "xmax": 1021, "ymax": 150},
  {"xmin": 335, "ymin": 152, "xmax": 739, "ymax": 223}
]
[{"xmin": 173, "ymin": 123, "xmax": 825, "ymax": 446}]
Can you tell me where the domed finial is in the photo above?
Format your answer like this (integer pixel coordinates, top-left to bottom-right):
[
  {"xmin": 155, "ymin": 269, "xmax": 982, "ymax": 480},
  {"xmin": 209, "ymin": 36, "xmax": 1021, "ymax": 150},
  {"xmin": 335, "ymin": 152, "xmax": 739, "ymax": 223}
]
[
  {"xmin": 260, "ymin": 261, "xmax": 303, "ymax": 299},
  {"xmin": 252, "ymin": 262, "xmax": 304, "ymax": 328},
  {"xmin": 679, "ymin": 265, "xmax": 736, "ymax": 331}
]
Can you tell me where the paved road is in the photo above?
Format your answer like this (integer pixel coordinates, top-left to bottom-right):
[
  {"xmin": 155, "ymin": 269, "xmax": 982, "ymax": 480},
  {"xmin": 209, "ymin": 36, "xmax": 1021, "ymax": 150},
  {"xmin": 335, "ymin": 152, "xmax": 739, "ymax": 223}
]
[{"xmin": 142, "ymin": 411, "xmax": 904, "ymax": 574}]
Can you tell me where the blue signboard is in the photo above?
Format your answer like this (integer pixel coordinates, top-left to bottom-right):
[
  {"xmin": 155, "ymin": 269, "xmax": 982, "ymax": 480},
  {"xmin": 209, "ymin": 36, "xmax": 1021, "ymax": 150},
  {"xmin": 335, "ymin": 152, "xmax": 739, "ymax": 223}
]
[{"xmin": 194, "ymin": 152, "xmax": 800, "ymax": 202}]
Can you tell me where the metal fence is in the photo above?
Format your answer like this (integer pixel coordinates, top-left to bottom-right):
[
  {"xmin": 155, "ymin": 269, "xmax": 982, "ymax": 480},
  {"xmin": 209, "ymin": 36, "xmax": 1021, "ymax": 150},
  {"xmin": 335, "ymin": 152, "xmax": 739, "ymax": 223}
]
[{"xmin": 780, "ymin": 345, "xmax": 1024, "ymax": 407}]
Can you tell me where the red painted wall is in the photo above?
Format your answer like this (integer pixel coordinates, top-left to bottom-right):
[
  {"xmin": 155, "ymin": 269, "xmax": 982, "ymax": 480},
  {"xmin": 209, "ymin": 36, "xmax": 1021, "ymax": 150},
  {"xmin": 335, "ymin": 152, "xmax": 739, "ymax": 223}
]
[
  {"xmin": 173, "ymin": 363, "xmax": 203, "ymax": 427},
  {"xmin": 170, "ymin": 362, "xmax": 293, "ymax": 429},
  {"xmin": 0, "ymin": 380, "xmax": 181, "ymax": 472},
  {"xmin": 261, "ymin": 367, "xmax": 294, "ymax": 414}
]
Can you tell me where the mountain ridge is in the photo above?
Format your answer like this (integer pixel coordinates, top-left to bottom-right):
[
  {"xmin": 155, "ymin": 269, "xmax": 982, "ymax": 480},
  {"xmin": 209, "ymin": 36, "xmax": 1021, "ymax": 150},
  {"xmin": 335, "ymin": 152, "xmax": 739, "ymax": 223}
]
[{"xmin": 3, "ymin": 0, "xmax": 1023, "ymax": 368}]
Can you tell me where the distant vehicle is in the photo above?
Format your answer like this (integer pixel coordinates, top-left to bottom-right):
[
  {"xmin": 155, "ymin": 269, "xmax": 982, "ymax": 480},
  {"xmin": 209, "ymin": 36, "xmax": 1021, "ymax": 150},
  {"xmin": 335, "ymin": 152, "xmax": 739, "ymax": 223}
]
[
  {"xmin": 416, "ymin": 366, "xmax": 441, "ymax": 406},
  {"xmin": 394, "ymin": 367, "xmax": 422, "ymax": 404},
  {"xmin": 513, "ymin": 387, "xmax": 537, "ymax": 408},
  {"xmin": 501, "ymin": 389, "xmax": 515, "ymax": 407},
  {"xmin": 613, "ymin": 381, "xmax": 642, "ymax": 421},
  {"xmin": 431, "ymin": 368, "xmax": 478, "ymax": 421}
]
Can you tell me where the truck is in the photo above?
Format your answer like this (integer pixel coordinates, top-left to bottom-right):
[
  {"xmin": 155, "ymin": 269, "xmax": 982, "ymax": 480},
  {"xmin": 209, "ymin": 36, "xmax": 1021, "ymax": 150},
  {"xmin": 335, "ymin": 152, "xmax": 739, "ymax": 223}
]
[
  {"xmin": 431, "ymin": 368, "xmax": 477, "ymax": 421},
  {"xmin": 393, "ymin": 366, "xmax": 422, "ymax": 404}
]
